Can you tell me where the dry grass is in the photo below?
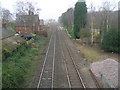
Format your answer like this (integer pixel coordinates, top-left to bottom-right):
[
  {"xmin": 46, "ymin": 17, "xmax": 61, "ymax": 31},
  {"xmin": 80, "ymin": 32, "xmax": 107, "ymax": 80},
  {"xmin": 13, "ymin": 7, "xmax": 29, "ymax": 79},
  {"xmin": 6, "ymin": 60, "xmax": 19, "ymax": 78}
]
[{"xmin": 75, "ymin": 43, "xmax": 118, "ymax": 62}]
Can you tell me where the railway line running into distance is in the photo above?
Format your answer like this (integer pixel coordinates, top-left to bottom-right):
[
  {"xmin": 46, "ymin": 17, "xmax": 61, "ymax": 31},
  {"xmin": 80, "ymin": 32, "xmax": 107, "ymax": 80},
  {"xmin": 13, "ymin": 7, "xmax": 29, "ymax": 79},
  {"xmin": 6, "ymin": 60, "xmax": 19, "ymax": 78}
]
[{"xmin": 36, "ymin": 24, "xmax": 100, "ymax": 89}]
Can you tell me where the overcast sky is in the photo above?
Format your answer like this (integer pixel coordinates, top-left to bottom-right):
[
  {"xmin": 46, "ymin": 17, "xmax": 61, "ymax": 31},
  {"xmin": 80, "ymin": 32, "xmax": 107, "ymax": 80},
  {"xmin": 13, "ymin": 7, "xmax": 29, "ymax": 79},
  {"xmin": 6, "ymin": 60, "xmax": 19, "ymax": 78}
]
[{"xmin": 0, "ymin": 0, "xmax": 119, "ymax": 20}]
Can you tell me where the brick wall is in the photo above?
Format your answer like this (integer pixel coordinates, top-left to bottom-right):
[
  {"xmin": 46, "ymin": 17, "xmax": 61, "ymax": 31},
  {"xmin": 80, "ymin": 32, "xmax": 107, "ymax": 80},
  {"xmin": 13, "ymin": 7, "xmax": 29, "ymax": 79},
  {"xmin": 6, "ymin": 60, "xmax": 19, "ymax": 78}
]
[{"xmin": 15, "ymin": 27, "xmax": 36, "ymax": 35}]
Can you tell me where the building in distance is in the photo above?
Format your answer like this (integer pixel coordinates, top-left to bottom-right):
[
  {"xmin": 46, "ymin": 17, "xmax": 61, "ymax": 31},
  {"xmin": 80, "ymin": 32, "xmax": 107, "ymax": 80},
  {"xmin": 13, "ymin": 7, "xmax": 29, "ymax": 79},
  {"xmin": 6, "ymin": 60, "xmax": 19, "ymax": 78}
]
[{"xmin": 15, "ymin": 14, "xmax": 40, "ymax": 35}]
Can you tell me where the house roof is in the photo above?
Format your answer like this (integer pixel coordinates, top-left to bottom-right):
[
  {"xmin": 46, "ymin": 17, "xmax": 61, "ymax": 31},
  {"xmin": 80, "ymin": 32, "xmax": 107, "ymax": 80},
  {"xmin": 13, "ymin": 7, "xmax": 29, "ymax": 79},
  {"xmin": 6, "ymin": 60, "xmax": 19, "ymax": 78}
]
[{"xmin": 16, "ymin": 15, "xmax": 39, "ymax": 27}]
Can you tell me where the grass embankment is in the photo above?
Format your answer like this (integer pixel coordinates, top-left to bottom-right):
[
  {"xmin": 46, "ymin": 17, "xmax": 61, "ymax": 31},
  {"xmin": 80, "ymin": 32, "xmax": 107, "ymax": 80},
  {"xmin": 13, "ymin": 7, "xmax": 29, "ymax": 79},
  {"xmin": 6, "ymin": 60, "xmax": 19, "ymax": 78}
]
[
  {"xmin": 2, "ymin": 36, "xmax": 48, "ymax": 88},
  {"xmin": 75, "ymin": 43, "xmax": 118, "ymax": 62}
]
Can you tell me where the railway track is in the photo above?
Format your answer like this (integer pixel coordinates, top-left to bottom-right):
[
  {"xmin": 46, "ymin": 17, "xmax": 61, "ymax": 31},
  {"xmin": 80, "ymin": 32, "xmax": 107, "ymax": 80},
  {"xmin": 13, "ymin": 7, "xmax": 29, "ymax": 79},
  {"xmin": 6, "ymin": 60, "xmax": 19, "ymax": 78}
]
[
  {"xmin": 64, "ymin": 29, "xmax": 102, "ymax": 88},
  {"xmin": 58, "ymin": 29, "xmax": 86, "ymax": 89},
  {"xmin": 61, "ymin": 28, "xmax": 102, "ymax": 89},
  {"xmin": 36, "ymin": 25, "xmax": 101, "ymax": 89},
  {"xmin": 37, "ymin": 29, "xmax": 56, "ymax": 88},
  {"xmin": 57, "ymin": 29, "xmax": 71, "ymax": 89}
]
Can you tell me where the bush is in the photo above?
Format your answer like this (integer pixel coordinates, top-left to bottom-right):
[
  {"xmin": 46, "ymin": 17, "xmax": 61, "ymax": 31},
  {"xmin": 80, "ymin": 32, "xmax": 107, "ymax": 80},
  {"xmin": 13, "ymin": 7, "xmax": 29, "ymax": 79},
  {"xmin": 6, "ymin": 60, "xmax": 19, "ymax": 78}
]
[
  {"xmin": 101, "ymin": 28, "xmax": 120, "ymax": 53},
  {"xmin": 67, "ymin": 27, "xmax": 75, "ymax": 38},
  {"xmin": 39, "ymin": 30, "xmax": 48, "ymax": 37},
  {"xmin": 3, "ymin": 62, "xmax": 26, "ymax": 88},
  {"xmin": 2, "ymin": 42, "xmax": 33, "ymax": 88},
  {"xmin": 79, "ymin": 28, "xmax": 91, "ymax": 38},
  {"xmin": 2, "ymin": 36, "xmax": 47, "ymax": 88},
  {"xmin": 2, "ymin": 42, "xmax": 31, "ymax": 60}
]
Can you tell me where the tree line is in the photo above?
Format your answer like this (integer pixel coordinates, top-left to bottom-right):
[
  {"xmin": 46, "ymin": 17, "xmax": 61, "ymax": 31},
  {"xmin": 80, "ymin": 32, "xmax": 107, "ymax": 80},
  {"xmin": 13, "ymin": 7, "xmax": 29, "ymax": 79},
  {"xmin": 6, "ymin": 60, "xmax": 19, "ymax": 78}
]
[{"xmin": 59, "ymin": 0, "xmax": 119, "ymax": 53}]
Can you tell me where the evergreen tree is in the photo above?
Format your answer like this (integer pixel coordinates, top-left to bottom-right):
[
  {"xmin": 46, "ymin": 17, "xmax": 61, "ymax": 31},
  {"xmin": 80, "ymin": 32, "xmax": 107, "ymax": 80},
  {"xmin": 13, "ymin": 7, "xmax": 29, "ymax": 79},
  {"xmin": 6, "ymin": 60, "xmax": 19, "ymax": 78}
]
[
  {"xmin": 101, "ymin": 28, "xmax": 120, "ymax": 53},
  {"xmin": 74, "ymin": 0, "xmax": 87, "ymax": 39}
]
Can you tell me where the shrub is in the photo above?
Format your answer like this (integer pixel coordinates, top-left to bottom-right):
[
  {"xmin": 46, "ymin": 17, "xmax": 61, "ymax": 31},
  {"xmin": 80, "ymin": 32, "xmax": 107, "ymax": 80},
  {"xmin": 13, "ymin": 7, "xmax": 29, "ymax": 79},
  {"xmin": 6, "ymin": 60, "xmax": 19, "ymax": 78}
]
[
  {"xmin": 79, "ymin": 28, "xmax": 91, "ymax": 38},
  {"xmin": 39, "ymin": 30, "xmax": 48, "ymax": 37},
  {"xmin": 2, "ymin": 43, "xmax": 30, "ymax": 60},
  {"xmin": 2, "ymin": 63, "xmax": 26, "ymax": 88},
  {"xmin": 101, "ymin": 28, "xmax": 120, "ymax": 53},
  {"xmin": 2, "ymin": 36, "xmax": 47, "ymax": 88},
  {"xmin": 67, "ymin": 27, "xmax": 75, "ymax": 38},
  {"xmin": 2, "ymin": 42, "xmax": 33, "ymax": 88}
]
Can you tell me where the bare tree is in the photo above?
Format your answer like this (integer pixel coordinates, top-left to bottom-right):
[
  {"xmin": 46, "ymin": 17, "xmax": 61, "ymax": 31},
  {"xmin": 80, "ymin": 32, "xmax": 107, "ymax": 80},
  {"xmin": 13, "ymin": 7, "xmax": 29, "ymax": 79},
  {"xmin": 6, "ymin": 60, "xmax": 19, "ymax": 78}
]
[
  {"xmin": 89, "ymin": 3, "xmax": 95, "ymax": 44},
  {"xmin": 102, "ymin": 1, "xmax": 116, "ymax": 30},
  {"xmin": 15, "ymin": 1, "xmax": 27, "ymax": 16},
  {"xmin": 25, "ymin": 1, "xmax": 41, "ymax": 15},
  {"xmin": 2, "ymin": 8, "xmax": 12, "ymax": 21},
  {"xmin": 15, "ymin": 1, "xmax": 40, "ymax": 16},
  {"xmin": 98, "ymin": 1, "xmax": 116, "ymax": 42}
]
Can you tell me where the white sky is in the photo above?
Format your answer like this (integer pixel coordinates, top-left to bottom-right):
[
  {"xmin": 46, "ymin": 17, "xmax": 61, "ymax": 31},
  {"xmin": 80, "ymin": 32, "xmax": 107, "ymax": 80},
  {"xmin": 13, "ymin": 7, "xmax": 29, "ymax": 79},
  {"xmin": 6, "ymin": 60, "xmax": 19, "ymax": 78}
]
[{"xmin": 0, "ymin": 0, "xmax": 119, "ymax": 20}]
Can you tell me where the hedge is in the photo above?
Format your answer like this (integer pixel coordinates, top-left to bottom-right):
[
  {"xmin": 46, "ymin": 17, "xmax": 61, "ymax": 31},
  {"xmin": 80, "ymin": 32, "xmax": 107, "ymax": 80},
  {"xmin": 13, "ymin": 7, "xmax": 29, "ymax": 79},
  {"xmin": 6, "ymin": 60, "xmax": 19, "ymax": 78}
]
[{"xmin": 101, "ymin": 28, "xmax": 120, "ymax": 53}]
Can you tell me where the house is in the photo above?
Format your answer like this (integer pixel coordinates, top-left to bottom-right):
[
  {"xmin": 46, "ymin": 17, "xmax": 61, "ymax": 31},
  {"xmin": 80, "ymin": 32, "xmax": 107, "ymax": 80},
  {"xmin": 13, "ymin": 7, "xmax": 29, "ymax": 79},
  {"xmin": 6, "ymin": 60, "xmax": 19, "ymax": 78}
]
[{"xmin": 15, "ymin": 14, "xmax": 39, "ymax": 35}]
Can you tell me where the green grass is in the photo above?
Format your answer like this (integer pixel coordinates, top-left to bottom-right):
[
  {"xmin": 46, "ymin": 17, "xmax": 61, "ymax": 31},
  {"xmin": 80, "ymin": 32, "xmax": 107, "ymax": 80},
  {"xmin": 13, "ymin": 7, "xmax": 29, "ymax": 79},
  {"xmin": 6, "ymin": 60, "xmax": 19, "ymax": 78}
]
[{"xmin": 2, "ymin": 36, "xmax": 48, "ymax": 88}]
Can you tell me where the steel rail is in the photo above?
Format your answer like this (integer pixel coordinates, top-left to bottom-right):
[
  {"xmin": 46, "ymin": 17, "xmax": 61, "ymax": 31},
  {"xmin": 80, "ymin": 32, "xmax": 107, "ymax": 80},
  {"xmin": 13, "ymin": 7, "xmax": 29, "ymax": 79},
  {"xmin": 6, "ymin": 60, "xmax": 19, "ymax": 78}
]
[
  {"xmin": 58, "ymin": 30, "xmax": 72, "ymax": 89},
  {"xmin": 52, "ymin": 30, "xmax": 56, "ymax": 89},
  {"xmin": 37, "ymin": 31, "xmax": 54, "ymax": 89},
  {"xmin": 62, "ymin": 30, "xmax": 86, "ymax": 89},
  {"xmin": 89, "ymin": 69, "xmax": 102, "ymax": 88}
]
